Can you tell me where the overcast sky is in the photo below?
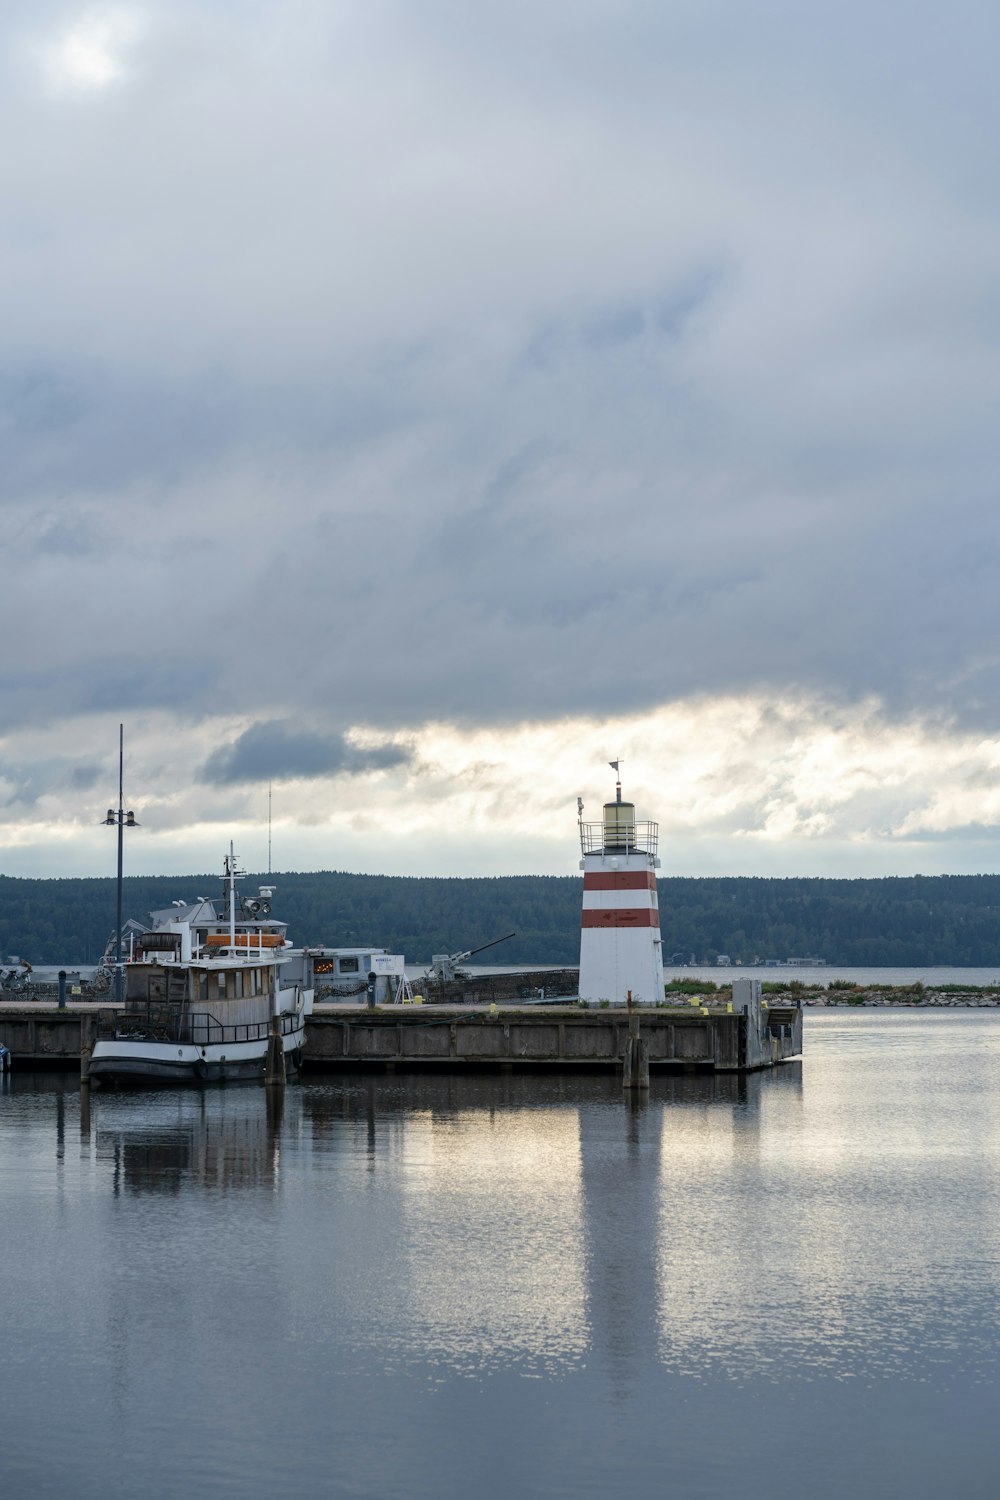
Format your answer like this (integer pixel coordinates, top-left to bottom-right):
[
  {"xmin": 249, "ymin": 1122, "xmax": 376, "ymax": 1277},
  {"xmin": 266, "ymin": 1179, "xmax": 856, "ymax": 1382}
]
[{"xmin": 2, "ymin": 1, "xmax": 1000, "ymax": 881}]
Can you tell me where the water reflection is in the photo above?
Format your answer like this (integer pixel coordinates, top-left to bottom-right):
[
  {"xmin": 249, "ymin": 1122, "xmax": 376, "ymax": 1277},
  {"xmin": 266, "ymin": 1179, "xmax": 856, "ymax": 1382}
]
[
  {"xmin": 5, "ymin": 1031, "xmax": 997, "ymax": 1406},
  {"xmin": 71, "ymin": 1069, "xmax": 820, "ymax": 1385},
  {"xmin": 4, "ymin": 1022, "xmax": 1000, "ymax": 1500},
  {"xmin": 287, "ymin": 1071, "xmax": 803, "ymax": 1383},
  {"xmin": 92, "ymin": 1086, "xmax": 284, "ymax": 1195},
  {"xmin": 656, "ymin": 1036, "xmax": 1000, "ymax": 1386},
  {"xmin": 295, "ymin": 1074, "xmax": 593, "ymax": 1376}
]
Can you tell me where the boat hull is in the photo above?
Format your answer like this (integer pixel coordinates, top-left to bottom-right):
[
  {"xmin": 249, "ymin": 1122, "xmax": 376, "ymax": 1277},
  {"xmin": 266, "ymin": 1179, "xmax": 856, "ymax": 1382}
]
[{"xmin": 88, "ymin": 1030, "xmax": 305, "ymax": 1088}]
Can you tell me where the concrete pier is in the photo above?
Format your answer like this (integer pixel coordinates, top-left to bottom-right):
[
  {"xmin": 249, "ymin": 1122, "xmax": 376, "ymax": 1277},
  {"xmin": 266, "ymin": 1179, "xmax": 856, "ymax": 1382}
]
[{"xmin": 0, "ymin": 996, "xmax": 802, "ymax": 1073}]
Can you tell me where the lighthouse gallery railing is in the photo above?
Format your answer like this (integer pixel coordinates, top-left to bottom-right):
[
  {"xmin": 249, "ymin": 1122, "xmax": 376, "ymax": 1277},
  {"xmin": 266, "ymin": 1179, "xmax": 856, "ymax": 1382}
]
[{"xmin": 578, "ymin": 820, "xmax": 659, "ymax": 856}]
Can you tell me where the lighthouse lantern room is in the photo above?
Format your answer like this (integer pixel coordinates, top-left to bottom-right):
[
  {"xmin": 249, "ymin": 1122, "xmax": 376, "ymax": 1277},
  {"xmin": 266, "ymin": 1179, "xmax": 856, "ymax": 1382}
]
[{"xmin": 578, "ymin": 764, "xmax": 665, "ymax": 1005}]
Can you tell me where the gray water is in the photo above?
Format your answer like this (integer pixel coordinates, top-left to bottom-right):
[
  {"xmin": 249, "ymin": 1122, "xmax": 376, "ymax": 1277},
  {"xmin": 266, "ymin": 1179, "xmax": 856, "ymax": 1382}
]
[{"xmin": 2, "ymin": 1013, "xmax": 999, "ymax": 1499}]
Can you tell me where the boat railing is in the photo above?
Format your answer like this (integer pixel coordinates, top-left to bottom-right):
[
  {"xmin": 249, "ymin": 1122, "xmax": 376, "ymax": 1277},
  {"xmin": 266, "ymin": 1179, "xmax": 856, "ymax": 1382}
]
[
  {"xmin": 189, "ymin": 1012, "xmax": 272, "ymax": 1046},
  {"xmin": 99, "ymin": 1003, "xmax": 181, "ymax": 1043},
  {"xmin": 98, "ymin": 1004, "xmax": 304, "ymax": 1046}
]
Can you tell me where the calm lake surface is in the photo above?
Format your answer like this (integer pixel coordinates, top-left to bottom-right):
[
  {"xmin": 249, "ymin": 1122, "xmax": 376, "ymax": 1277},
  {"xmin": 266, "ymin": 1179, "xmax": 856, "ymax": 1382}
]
[{"xmin": 3, "ymin": 1013, "xmax": 999, "ymax": 1499}]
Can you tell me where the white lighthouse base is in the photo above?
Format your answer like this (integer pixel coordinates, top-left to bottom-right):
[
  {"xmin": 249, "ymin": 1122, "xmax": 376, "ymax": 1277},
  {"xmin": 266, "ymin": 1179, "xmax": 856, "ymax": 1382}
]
[{"xmin": 579, "ymin": 926, "xmax": 665, "ymax": 1006}]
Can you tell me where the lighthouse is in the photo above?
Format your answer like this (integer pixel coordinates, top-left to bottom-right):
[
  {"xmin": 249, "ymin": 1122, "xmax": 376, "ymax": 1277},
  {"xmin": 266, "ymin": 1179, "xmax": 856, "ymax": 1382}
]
[{"xmin": 578, "ymin": 765, "xmax": 664, "ymax": 1005}]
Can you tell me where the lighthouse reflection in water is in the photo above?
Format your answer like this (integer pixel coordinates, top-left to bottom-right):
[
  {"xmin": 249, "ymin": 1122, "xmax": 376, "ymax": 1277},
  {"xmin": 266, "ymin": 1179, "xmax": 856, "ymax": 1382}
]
[{"xmin": 5, "ymin": 1013, "xmax": 1000, "ymax": 1500}]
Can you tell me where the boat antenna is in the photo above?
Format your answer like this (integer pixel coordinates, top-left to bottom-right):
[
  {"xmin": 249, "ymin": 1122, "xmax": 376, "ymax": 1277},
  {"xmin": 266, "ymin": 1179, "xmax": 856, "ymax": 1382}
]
[
  {"xmin": 224, "ymin": 842, "xmax": 246, "ymax": 948},
  {"xmin": 268, "ymin": 780, "xmax": 272, "ymax": 876}
]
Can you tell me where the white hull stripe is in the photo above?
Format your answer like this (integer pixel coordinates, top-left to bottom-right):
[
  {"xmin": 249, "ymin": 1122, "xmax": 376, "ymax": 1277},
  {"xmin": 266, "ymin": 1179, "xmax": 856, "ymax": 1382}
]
[{"xmin": 92, "ymin": 1027, "xmax": 305, "ymax": 1067}]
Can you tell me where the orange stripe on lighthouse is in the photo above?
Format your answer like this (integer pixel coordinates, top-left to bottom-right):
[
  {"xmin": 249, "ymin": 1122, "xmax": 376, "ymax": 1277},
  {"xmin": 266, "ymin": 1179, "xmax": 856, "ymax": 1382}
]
[
  {"xmin": 581, "ymin": 909, "xmax": 661, "ymax": 928},
  {"xmin": 582, "ymin": 871, "xmax": 657, "ymax": 892}
]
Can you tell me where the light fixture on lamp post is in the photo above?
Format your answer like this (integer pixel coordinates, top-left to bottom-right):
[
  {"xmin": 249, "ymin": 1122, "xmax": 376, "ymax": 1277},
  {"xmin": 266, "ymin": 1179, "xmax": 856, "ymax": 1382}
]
[{"xmin": 104, "ymin": 724, "xmax": 139, "ymax": 1005}]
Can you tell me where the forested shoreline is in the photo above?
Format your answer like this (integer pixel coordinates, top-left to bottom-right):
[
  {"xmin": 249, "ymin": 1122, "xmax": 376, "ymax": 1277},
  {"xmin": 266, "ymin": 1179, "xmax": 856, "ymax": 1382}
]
[{"xmin": 4, "ymin": 869, "xmax": 1000, "ymax": 967}]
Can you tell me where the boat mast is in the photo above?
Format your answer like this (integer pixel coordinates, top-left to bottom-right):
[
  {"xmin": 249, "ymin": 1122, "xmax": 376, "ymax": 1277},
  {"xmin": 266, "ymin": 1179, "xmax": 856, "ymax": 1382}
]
[{"xmin": 227, "ymin": 842, "xmax": 237, "ymax": 949}]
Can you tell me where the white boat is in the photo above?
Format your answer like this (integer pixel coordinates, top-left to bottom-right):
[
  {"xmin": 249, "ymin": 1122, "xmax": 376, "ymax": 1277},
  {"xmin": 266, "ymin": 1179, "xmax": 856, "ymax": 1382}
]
[{"xmin": 88, "ymin": 847, "xmax": 313, "ymax": 1087}]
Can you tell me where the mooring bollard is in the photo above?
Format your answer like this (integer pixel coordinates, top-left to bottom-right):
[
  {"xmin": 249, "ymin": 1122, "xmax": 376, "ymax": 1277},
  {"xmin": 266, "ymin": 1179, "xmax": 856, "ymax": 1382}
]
[
  {"xmin": 58, "ymin": 969, "xmax": 67, "ymax": 1009},
  {"xmin": 366, "ymin": 971, "xmax": 377, "ymax": 1010}
]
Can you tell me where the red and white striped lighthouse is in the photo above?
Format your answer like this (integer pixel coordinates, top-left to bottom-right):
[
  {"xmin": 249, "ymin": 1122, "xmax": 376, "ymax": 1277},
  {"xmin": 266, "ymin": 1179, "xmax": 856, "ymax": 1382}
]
[{"xmin": 578, "ymin": 765, "xmax": 664, "ymax": 1005}]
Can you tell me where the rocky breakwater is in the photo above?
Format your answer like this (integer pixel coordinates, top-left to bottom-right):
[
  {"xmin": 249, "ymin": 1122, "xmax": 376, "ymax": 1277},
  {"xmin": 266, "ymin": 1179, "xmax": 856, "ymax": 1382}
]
[
  {"xmin": 799, "ymin": 984, "xmax": 1000, "ymax": 1008},
  {"xmin": 663, "ymin": 980, "xmax": 1000, "ymax": 1009}
]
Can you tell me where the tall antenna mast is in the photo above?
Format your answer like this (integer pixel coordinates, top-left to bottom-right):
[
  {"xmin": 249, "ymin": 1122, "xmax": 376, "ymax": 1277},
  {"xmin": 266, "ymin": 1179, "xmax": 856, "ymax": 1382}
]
[
  {"xmin": 117, "ymin": 725, "xmax": 124, "ymax": 996},
  {"xmin": 268, "ymin": 780, "xmax": 272, "ymax": 875},
  {"xmin": 103, "ymin": 724, "xmax": 140, "ymax": 1003}
]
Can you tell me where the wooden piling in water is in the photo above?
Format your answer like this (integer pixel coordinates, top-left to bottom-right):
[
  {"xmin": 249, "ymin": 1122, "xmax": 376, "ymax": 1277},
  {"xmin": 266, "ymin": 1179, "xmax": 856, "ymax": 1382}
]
[
  {"xmin": 622, "ymin": 992, "xmax": 650, "ymax": 1090},
  {"xmin": 264, "ymin": 1013, "xmax": 286, "ymax": 1090}
]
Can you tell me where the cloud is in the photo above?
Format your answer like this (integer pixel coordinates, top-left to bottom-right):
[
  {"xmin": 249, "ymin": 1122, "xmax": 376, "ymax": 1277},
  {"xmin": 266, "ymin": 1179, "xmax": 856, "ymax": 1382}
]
[
  {"xmin": 0, "ymin": 753, "xmax": 103, "ymax": 808},
  {"xmin": 35, "ymin": 7, "xmax": 143, "ymax": 95},
  {"xmin": 4, "ymin": 694, "xmax": 1000, "ymax": 882},
  {"xmin": 1, "ymin": 3, "xmax": 999, "ymax": 876},
  {"xmin": 200, "ymin": 721, "xmax": 413, "ymax": 787}
]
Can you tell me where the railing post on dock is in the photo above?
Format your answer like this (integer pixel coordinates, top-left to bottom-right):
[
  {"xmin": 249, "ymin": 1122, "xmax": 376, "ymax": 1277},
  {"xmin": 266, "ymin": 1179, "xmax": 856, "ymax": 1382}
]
[
  {"xmin": 58, "ymin": 970, "xmax": 67, "ymax": 1009},
  {"xmin": 622, "ymin": 990, "xmax": 649, "ymax": 1091}
]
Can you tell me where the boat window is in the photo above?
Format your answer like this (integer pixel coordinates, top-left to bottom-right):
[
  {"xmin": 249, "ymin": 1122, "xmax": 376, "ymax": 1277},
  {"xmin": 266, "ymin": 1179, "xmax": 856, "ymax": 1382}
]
[
  {"xmin": 234, "ymin": 970, "xmax": 244, "ymax": 999},
  {"xmin": 217, "ymin": 974, "xmax": 226, "ymax": 1000},
  {"xmin": 198, "ymin": 973, "xmax": 209, "ymax": 1001},
  {"xmin": 338, "ymin": 957, "xmax": 360, "ymax": 973}
]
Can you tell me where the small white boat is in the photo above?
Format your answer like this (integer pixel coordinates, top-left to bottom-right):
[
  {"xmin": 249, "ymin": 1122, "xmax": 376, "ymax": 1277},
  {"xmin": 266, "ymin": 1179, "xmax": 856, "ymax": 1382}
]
[{"xmin": 89, "ymin": 847, "xmax": 313, "ymax": 1087}]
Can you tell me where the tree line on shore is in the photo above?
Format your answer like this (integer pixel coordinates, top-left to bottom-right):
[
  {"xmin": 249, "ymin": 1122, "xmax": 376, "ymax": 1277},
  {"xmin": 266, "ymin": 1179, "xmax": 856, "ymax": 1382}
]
[{"xmin": 4, "ymin": 869, "xmax": 1000, "ymax": 968}]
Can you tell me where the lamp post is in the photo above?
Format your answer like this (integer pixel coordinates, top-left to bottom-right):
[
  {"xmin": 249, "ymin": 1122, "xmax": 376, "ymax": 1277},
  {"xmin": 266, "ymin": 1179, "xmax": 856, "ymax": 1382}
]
[{"xmin": 104, "ymin": 724, "xmax": 139, "ymax": 1004}]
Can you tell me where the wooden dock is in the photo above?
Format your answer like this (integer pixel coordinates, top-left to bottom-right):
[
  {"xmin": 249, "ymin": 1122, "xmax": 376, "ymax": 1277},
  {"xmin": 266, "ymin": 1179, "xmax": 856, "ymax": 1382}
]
[{"xmin": 0, "ymin": 996, "xmax": 801, "ymax": 1073}]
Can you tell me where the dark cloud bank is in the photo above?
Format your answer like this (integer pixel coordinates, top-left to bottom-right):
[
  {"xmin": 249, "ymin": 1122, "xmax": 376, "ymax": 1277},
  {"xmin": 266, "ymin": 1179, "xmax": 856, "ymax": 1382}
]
[
  {"xmin": 201, "ymin": 722, "xmax": 412, "ymax": 786},
  {"xmin": 2, "ymin": 1, "xmax": 999, "ymax": 742}
]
